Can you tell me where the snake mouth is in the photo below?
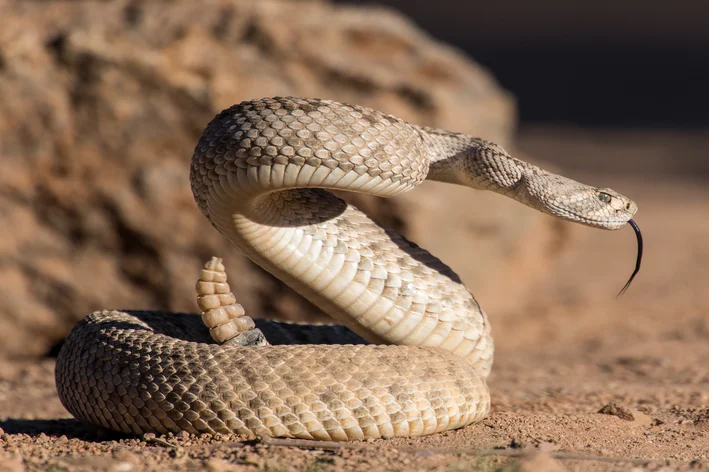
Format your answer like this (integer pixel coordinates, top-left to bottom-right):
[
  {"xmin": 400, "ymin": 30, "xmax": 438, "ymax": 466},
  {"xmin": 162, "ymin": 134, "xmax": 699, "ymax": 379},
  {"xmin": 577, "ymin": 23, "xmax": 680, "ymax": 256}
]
[
  {"xmin": 545, "ymin": 205, "xmax": 633, "ymax": 230},
  {"xmin": 617, "ymin": 219, "xmax": 643, "ymax": 296}
]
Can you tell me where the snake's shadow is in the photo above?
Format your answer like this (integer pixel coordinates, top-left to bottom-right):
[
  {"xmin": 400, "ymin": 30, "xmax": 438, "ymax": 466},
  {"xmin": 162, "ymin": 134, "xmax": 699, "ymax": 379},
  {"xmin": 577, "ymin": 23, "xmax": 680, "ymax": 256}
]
[
  {"xmin": 98, "ymin": 310, "xmax": 370, "ymax": 345},
  {"xmin": 0, "ymin": 418, "xmax": 130, "ymax": 441}
]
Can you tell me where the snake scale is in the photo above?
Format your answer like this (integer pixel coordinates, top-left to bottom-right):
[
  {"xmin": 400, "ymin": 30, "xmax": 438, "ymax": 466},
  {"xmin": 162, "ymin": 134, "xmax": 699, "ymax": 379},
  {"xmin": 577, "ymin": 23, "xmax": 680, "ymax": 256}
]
[{"xmin": 56, "ymin": 97, "xmax": 638, "ymax": 440}]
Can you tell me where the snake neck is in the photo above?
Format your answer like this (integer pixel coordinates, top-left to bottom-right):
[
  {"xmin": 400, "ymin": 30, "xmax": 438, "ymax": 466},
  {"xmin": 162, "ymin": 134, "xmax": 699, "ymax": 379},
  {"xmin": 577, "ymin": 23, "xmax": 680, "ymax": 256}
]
[
  {"xmin": 420, "ymin": 127, "xmax": 526, "ymax": 191},
  {"xmin": 419, "ymin": 127, "xmax": 578, "ymax": 216}
]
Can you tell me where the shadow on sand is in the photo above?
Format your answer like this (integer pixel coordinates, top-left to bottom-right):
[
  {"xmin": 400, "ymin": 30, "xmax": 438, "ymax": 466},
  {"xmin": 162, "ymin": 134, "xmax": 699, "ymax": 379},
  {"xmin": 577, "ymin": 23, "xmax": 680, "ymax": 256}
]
[{"xmin": 0, "ymin": 418, "xmax": 130, "ymax": 442}]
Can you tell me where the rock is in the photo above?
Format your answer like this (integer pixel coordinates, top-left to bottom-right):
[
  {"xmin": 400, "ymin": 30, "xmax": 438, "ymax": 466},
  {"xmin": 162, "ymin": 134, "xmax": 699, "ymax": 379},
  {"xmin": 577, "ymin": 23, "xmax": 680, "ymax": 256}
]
[
  {"xmin": 598, "ymin": 402, "xmax": 635, "ymax": 421},
  {"xmin": 598, "ymin": 402, "xmax": 654, "ymax": 426},
  {"xmin": 0, "ymin": 0, "xmax": 560, "ymax": 357}
]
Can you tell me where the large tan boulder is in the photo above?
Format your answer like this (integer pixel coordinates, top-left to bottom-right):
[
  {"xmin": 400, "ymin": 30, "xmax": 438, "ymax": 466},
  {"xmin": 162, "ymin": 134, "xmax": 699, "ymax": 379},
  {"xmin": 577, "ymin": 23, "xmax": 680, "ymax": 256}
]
[{"xmin": 0, "ymin": 0, "xmax": 557, "ymax": 357}]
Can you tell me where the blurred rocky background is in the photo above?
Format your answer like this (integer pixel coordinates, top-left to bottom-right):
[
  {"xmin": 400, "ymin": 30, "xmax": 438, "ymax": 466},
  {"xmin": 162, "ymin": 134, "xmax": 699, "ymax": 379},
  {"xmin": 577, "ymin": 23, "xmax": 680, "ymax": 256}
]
[{"xmin": 2, "ymin": 0, "xmax": 706, "ymax": 359}]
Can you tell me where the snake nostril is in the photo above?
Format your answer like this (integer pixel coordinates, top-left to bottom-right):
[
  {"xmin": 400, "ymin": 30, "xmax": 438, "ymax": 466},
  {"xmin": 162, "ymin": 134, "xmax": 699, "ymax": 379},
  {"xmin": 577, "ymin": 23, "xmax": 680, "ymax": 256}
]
[{"xmin": 625, "ymin": 202, "xmax": 632, "ymax": 210}]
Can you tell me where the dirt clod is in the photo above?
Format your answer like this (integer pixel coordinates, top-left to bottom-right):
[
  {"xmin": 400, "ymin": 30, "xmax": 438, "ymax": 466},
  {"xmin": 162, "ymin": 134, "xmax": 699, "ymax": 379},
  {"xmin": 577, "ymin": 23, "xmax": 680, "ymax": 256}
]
[{"xmin": 599, "ymin": 403, "xmax": 636, "ymax": 421}]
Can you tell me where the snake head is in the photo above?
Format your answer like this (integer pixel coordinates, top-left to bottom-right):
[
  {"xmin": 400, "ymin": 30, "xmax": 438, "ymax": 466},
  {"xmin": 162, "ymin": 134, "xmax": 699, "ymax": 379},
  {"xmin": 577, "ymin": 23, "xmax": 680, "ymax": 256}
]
[
  {"xmin": 591, "ymin": 187, "xmax": 639, "ymax": 228},
  {"xmin": 520, "ymin": 171, "xmax": 638, "ymax": 230}
]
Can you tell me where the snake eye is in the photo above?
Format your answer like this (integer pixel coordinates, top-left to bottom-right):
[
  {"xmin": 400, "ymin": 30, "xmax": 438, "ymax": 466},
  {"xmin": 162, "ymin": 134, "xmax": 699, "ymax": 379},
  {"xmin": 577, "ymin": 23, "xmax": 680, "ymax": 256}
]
[{"xmin": 598, "ymin": 192, "xmax": 612, "ymax": 203}]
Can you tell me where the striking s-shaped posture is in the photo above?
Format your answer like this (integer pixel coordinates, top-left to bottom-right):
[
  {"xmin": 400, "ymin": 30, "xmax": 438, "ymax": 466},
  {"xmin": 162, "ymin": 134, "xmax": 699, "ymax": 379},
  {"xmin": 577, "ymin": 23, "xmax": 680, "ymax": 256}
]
[{"xmin": 56, "ymin": 97, "xmax": 640, "ymax": 440}]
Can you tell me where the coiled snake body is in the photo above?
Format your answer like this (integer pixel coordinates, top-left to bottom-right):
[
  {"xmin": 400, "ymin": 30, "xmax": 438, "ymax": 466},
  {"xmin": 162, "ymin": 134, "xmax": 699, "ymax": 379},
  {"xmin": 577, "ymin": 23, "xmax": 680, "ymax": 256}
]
[{"xmin": 56, "ymin": 97, "xmax": 637, "ymax": 440}]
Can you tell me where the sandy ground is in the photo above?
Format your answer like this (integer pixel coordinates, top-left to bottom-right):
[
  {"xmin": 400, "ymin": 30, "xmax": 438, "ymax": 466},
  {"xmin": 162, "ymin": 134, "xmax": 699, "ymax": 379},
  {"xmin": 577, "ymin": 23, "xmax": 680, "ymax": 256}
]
[{"xmin": 2, "ymin": 130, "xmax": 709, "ymax": 471}]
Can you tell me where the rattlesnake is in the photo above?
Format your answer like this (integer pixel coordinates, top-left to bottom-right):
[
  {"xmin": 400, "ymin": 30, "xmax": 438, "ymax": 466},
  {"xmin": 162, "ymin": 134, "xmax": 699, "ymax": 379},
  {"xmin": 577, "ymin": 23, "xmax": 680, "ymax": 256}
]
[{"xmin": 56, "ymin": 97, "xmax": 639, "ymax": 440}]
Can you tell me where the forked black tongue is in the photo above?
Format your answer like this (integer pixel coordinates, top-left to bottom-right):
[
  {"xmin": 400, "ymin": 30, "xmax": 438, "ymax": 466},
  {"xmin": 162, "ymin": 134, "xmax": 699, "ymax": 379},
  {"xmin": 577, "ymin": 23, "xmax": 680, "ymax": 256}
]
[{"xmin": 617, "ymin": 219, "xmax": 642, "ymax": 296}]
